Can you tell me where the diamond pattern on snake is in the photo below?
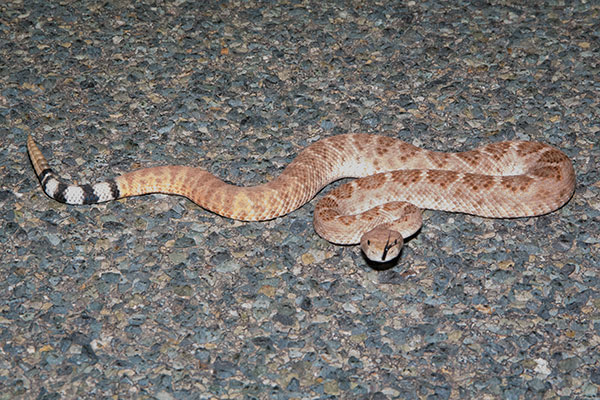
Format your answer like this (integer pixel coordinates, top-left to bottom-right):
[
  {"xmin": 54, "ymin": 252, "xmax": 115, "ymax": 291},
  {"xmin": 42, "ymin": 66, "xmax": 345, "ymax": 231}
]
[{"xmin": 27, "ymin": 134, "xmax": 575, "ymax": 262}]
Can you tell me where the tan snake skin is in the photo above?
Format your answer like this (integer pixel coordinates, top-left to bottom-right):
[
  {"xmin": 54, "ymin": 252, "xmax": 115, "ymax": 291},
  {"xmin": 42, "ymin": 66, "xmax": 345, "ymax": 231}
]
[{"xmin": 27, "ymin": 134, "xmax": 576, "ymax": 262}]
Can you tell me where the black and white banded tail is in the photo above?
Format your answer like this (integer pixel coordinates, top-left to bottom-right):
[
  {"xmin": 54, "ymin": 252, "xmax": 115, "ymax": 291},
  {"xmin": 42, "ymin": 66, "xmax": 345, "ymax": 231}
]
[{"xmin": 27, "ymin": 135, "xmax": 120, "ymax": 205}]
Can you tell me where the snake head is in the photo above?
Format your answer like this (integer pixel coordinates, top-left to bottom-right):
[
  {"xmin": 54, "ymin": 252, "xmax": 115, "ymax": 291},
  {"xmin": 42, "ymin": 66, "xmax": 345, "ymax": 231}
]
[{"xmin": 360, "ymin": 227, "xmax": 404, "ymax": 262}]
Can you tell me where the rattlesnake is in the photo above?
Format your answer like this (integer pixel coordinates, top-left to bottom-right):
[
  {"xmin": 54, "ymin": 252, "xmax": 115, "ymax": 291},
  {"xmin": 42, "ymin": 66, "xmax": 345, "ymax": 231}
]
[{"xmin": 27, "ymin": 134, "xmax": 575, "ymax": 262}]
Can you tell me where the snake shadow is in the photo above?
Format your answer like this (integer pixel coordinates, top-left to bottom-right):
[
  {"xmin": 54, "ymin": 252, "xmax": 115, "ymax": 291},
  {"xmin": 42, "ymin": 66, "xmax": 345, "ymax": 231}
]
[{"xmin": 363, "ymin": 256, "xmax": 401, "ymax": 271}]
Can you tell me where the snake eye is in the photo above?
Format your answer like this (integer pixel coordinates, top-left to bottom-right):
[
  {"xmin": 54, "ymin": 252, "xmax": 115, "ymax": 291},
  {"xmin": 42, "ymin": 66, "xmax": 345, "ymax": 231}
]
[{"xmin": 367, "ymin": 240, "xmax": 371, "ymax": 245}]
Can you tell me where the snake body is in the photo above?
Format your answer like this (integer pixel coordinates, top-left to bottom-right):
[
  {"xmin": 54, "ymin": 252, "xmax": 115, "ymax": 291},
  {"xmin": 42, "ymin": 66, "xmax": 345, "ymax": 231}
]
[{"xmin": 27, "ymin": 134, "xmax": 575, "ymax": 262}]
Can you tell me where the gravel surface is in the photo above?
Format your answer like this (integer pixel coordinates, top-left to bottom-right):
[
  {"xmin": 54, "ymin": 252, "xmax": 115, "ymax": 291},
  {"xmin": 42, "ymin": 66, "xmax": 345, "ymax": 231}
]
[{"xmin": 1, "ymin": 1, "xmax": 599, "ymax": 399}]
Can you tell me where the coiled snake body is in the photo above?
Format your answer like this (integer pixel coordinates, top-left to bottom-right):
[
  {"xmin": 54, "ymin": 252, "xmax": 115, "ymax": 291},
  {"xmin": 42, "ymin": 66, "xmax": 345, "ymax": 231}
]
[{"xmin": 27, "ymin": 134, "xmax": 575, "ymax": 262}]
